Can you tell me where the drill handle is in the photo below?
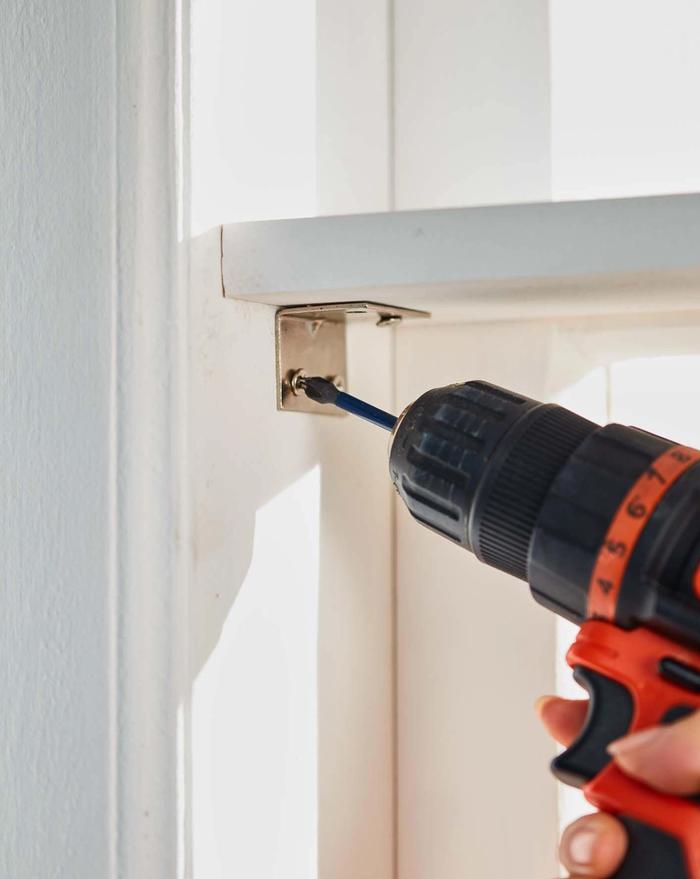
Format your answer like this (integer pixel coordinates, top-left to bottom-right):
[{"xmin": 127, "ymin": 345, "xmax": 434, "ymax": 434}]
[{"xmin": 555, "ymin": 622, "xmax": 700, "ymax": 879}]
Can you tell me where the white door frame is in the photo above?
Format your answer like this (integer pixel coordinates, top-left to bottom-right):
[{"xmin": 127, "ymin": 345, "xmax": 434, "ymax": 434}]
[{"xmin": 112, "ymin": 1, "xmax": 190, "ymax": 876}]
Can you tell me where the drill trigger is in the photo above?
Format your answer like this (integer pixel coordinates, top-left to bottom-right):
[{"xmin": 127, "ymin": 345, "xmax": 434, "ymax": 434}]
[{"xmin": 551, "ymin": 666, "xmax": 634, "ymax": 788}]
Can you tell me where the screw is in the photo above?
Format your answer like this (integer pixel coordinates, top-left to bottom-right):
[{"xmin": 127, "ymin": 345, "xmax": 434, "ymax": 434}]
[
  {"xmin": 289, "ymin": 369, "xmax": 307, "ymax": 396},
  {"xmin": 376, "ymin": 314, "xmax": 402, "ymax": 327}
]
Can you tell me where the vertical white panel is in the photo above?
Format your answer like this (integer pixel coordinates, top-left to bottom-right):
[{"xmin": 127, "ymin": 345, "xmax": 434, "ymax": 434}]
[
  {"xmin": 189, "ymin": 233, "xmax": 394, "ymax": 879},
  {"xmin": 190, "ymin": 0, "xmax": 392, "ymax": 230},
  {"xmin": 317, "ymin": 0, "xmax": 392, "ymax": 214},
  {"xmin": 190, "ymin": 0, "xmax": 318, "ymax": 231},
  {"xmin": 551, "ymin": 0, "xmax": 700, "ymax": 199},
  {"xmin": 394, "ymin": 0, "xmax": 551, "ymax": 209},
  {"xmin": 395, "ymin": 322, "xmax": 559, "ymax": 879}
]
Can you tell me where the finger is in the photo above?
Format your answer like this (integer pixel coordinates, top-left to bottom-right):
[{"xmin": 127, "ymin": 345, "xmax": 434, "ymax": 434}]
[
  {"xmin": 559, "ymin": 812, "xmax": 628, "ymax": 878},
  {"xmin": 608, "ymin": 709, "xmax": 700, "ymax": 795},
  {"xmin": 536, "ymin": 695, "xmax": 589, "ymax": 747}
]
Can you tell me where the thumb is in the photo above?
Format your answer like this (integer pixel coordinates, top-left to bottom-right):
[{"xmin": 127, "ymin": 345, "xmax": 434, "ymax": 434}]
[{"xmin": 609, "ymin": 709, "xmax": 700, "ymax": 795}]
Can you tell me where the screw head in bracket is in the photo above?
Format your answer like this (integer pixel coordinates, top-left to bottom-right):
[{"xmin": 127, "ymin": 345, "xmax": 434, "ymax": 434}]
[
  {"xmin": 289, "ymin": 368, "xmax": 307, "ymax": 396},
  {"xmin": 376, "ymin": 314, "xmax": 402, "ymax": 327}
]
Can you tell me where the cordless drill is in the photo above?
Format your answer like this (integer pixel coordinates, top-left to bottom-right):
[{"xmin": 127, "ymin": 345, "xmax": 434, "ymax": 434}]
[{"xmin": 301, "ymin": 375, "xmax": 700, "ymax": 879}]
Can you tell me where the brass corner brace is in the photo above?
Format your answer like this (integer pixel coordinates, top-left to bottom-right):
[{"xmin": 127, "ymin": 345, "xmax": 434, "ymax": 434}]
[{"xmin": 275, "ymin": 301, "xmax": 430, "ymax": 415}]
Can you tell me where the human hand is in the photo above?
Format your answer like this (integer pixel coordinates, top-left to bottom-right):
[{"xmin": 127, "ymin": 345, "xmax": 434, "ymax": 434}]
[{"xmin": 537, "ymin": 696, "xmax": 700, "ymax": 877}]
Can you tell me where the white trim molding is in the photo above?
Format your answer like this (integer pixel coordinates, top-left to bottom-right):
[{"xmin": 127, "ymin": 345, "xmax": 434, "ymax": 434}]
[{"xmin": 112, "ymin": 0, "xmax": 190, "ymax": 875}]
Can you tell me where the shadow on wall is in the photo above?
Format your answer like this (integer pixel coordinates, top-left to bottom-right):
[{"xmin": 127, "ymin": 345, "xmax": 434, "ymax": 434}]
[
  {"xmin": 187, "ymin": 230, "xmax": 394, "ymax": 878},
  {"xmin": 189, "ymin": 285, "xmax": 320, "ymax": 679},
  {"xmin": 188, "ymin": 231, "xmax": 391, "ymax": 680},
  {"xmin": 188, "ymin": 243, "xmax": 320, "ymax": 873}
]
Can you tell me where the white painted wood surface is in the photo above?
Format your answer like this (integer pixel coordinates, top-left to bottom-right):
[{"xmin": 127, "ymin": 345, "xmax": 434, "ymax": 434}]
[
  {"xmin": 112, "ymin": 2, "xmax": 189, "ymax": 876},
  {"xmin": 551, "ymin": 0, "xmax": 700, "ymax": 200},
  {"xmin": 394, "ymin": 0, "xmax": 551, "ymax": 209},
  {"xmin": 317, "ymin": 0, "xmax": 392, "ymax": 215},
  {"xmin": 189, "ymin": 0, "xmax": 318, "ymax": 232},
  {"xmin": 190, "ymin": 0, "xmax": 392, "ymax": 234},
  {"xmin": 221, "ymin": 194, "xmax": 700, "ymax": 318}
]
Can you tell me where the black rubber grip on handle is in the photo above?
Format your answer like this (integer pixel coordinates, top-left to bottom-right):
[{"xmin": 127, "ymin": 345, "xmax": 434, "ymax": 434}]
[
  {"xmin": 552, "ymin": 666, "xmax": 693, "ymax": 878},
  {"xmin": 611, "ymin": 817, "xmax": 689, "ymax": 879}
]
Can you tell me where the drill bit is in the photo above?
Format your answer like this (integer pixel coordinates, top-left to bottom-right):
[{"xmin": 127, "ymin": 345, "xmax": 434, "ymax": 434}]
[{"xmin": 299, "ymin": 376, "xmax": 397, "ymax": 431}]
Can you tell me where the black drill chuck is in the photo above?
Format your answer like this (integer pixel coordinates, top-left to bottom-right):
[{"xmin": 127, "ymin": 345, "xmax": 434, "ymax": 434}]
[
  {"xmin": 389, "ymin": 380, "xmax": 700, "ymax": 650},
  {"xmin": 389, "ymin": 381, "xmax": 596, "ymax": 579}
]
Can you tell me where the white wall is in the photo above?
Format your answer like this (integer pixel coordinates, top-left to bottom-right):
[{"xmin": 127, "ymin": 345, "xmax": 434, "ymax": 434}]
[
  {"xmin": 190, "ymin": 0, "xmax": 392, "ymax": 232},
  {"xmin": 1, "ymin": 2, "xmax": 188, "ymax": 877},
  {"xmin": 188, "ymin": 233, "xmax": 395, "ymax": 879},
  {"xmin": 191, "ymin": 0, "xmax": 553, "ymax": 229},
  {"xmin": 394, "ymin": 0, "xmax": 551, "ymax": 209},
  {"xmin": 550, "ymin": 0, "xmax": 700, "ymax": 200},
  {"xmin": 0, "ymin": 4, "xmax": 115, "ymax": 876},
  {"xmin": 192, "ymin": 0, "xmax": 700, "ymax": 228}
]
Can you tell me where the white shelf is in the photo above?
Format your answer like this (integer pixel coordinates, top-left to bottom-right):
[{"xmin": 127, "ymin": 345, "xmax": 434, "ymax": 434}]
[{"xmin": 222, "ymin": 194, "xmax": 700, "ymax": 320}]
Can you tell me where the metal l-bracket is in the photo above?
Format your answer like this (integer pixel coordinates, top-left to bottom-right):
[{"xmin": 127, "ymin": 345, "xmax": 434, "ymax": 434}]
[{"xmin": 275, "ymin": 301, "xmax": 430, "ymax": 415}]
